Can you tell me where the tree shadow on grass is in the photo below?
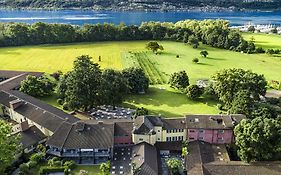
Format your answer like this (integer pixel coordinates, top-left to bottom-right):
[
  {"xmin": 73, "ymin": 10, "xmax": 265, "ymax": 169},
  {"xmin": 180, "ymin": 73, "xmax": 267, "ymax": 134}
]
[
  {"xmin": 197, "ymin": 62, "xmax": 213, "ymax": 66},
  {"xmin": 125, "ymin": 86, "xmax": 219, "ymax": 108},
  {"xmin": 206, "ymin": 57, "xmax": 226, "ymax": 61}
]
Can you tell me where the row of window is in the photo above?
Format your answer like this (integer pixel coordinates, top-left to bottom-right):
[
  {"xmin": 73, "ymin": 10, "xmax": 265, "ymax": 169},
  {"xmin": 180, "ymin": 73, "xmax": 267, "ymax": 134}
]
[
  {"xmin": 166, "ymin": 136, "xmax": 184, "ymax": 142},
  {"xmin": 189, "ymin": 129, "xmax": 225, "ymax": 133},
  {"xmin": 166, "ymin": 129, "xmax": 184, "ymax": 133},
  {"xmin": 188, "ymin": 137, "xmax": 224, "ymax": 142}
]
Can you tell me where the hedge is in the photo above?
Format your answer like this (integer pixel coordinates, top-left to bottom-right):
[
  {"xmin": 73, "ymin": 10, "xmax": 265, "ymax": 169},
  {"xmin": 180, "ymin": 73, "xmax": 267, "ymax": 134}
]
[{"xmin": 39, "ymin": 166, "xmax": 68, "ymax": 175}]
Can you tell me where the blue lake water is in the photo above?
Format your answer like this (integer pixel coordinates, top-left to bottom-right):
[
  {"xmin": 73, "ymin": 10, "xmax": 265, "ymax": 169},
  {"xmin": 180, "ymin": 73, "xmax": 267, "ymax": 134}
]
[{"xmin": 0, "ymin": 10, "xmax": 281, "ymax": 26}]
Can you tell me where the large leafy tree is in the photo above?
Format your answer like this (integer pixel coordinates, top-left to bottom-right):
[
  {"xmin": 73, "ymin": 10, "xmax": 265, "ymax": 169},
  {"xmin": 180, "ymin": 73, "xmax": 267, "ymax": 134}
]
[
  {"xmin": 0, "ymin": 120, "xmax": 21, "ymax": 174},
  {"xmin": 211, "ymin": 68, "xmax": 267, "ymax": 109},
  {"xmin": 166, "ymin": 158, "xmax": 183, "ymax": 175},
  {"xmin": 145, "ymin": 41, "xmax": 164, "ymax": 53},
  {"xmin": 20, "ymin": 75, "xmax": 55, "ymax": 97},
  {"xmin": 99, "ymin": 69, "xmax": 128, "ymax": 107},
  {"xmin": 169, "ymin": 71, "xmax": 189, "ymax": 90},
  {"xmin": 122, "ymin": 67, "xmax": 149, "ymax": 94},
  {"xmin": 63, "ymin": 55, "xmax": 102, "ymax": 110},
  {"xmin": 229, "ymin": 90, "xmax": 253, "ymax": 116},
  {"xmin": 234, "ymin": 117, "xmax": 281, "ymax": 162},
  {"xmin": 186, "ymin": 85, "xmax": 204, "ymax": 100}
]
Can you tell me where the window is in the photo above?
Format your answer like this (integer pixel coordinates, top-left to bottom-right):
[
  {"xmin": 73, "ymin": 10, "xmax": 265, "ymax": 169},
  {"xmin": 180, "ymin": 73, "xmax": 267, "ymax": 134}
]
[
  {"xmin": 158, "ymin": 138, "xmax": 160, "ymax": 141},
  {"xmin": 199, "ymin": 137, "xmax": 204, "ymax": 140},
  {"xmin": 178, "ymin": 136, "xmax": 182, "ymax": 141},
  {"xmin": 218, "ymin": 137, "xmax": 224, "ymax": 142},
  {"xmin": 218, "ymin": 130, "xmax": 224, "ymax": 134},
  {"xmin": 199, "ymin": 129, "xmax": 204, "ymax": 133},
  {"xmin": 139, "ymin": 138, "xmax": 143, "ymax": 141},
  {"xmin": 189, "ymin": 137, "xmax": 195, "ymax": 141},
  {"xmin": 158, "ymin": 130, "xmax": 160, "ymax": 132},
  {"xmin": 189, "ymin": 130, "xmax": 195, "ymax": 133}
]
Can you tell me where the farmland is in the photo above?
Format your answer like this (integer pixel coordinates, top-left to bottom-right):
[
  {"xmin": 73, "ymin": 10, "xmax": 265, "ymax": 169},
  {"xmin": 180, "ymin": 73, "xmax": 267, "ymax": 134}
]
[{"xmin": 2, "ymin": 33, "xmax": 281, "ymax": 116}]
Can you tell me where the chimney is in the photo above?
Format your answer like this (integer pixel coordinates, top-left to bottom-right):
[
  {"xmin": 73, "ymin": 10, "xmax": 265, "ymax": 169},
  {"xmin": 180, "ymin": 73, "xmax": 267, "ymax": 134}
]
[
  {"xmin": 98, "ymin": 121, "xmax": 104, "ymax": 124},
  {"xmin": 9, "ymin": 99, "xmax": 23, "ymax": 110},
  {"xmin": 12, "ymin": 120, "xmax": 30, "ymax": 133}
]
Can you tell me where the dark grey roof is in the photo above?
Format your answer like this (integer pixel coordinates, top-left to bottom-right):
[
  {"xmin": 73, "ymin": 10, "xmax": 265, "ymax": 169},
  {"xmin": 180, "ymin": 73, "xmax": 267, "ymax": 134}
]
[
  {"xmin": 185, "ymin": 114, "xmax": 245, "ymax": 129},
  {"xmin": 0, "ymin": 71, "xmax": 43, "ymax": 91},
  {"xmin": 114, "ymin": 122, "xmax": 133, "ymax": 136},
  {"xmin": 133, "ymin": 116, "xmax": 164, "ymax": 135},
  {"xmin": 0, "ymin": 90, "xmax": 79, "ymax": 132},
  {"xmin": 47, "ymin": 121, "xmax": 114, "ymax": 149},
  {"xmin": 20, "ymin": 126, "xmax": 46, "ymax": 149},
  {"xmin": 162, "ymin": 118, "xmax": 186, "ymax": 130},
  {"xmin": 132, "ymin": 142, "xmax": 159, "ymax": 175}
]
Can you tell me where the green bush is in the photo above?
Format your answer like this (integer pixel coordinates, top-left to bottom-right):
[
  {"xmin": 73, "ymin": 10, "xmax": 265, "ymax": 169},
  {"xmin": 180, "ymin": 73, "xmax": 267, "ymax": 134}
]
[
  {"xmin": 39, "ymin": 166, "xmax": 67, "ymax": 175},
  {"xmin": 57, "ymin": 98, "xmax": 64, "ymax": 105},
  {"xmin": 27, "ymin": 160, "xmax": 37, "ymax": 169},
  {"xmin": 64, "ymin": 160, "xmax": 76, "ymax": 170},
  {"xmin": 19, "ymin": 163, "xmax": 29, "ymax": 174},
  {"xmin": 48, "ymin": 157, "xmax": 61, "ymax": 167},
  {"xmin": 192, "ymin": 58, "xmax": 199, "ymax": 63},
  {"xmin": 62, "ymin": 103, "xmax": 69, "ymax": 110},
  {"xmin": 30, "ymin": 153, "xmax": 45, "ymax": 163}
]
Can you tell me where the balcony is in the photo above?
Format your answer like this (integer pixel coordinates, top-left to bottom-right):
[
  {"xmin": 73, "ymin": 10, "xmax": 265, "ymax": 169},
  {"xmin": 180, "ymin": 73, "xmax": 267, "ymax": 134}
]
[
  {"xmin": 47, "ymin": 149, "xmax": 61, "ymax": 157},
  {"xmin": 62, "ymin": 152, "xmax": 80, "ymax": 157}
]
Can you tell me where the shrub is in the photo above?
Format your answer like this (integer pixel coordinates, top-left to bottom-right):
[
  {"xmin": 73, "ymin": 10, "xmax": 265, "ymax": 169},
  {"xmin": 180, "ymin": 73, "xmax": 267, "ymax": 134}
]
[
  {"xmin": 255, "ymin": 47, "xmax": 265, "ymax": 53},
  {"xmin": 39, "ymin": 166, "xmax": 67, "ymax": 175},
  {"xmin": 217, "ymin": 104, "xmax": 223, "ymax": 110},
  {"xmin": 30, "ymin": 153, "xmax": 45, "ymax": 163},
  {"xmin": 51, "ymin": 71, "xmax": 63, "ymax": 81},
  {"xmin": 176, "ymin": 55, "xmax": 180, "ymax": 58},
  {"xmin": 27, "ymin": 160, "xmax": 37, "ymax": 169},
  {"xmin": 62, "ymin": 103, "xmax": 69, "ymax": 110},
  {"xmin": 57, "ymin": 98, "xmax": 64, "ymax": 105},
  {"xmin": 48, "ymin": 157, "xmax": 61, "ymax": 167},
  {"xmin": 192, "ymin": 58, "xmax": 199, "ymax": 63},
  {"xmin": 186, "ymin": 85, "xmax": 203, "ymax": 100},
  {"xmin": 135, "ymin": 107, "xmax": 149, "ymax": 117},
  {"xmin": 19, "ymin": 163, "xmax": 29, "ymax": 174},
  {"xmin": 36, "ymin": 144, "xmax": 46, "ymax": 153},
  {"xmin": 266, "ymin": 49, "xmax": 275, "ymax": 55},
  {"xmin": 64, "ymin": 160, "xmax": 76, "ymax": 170}
]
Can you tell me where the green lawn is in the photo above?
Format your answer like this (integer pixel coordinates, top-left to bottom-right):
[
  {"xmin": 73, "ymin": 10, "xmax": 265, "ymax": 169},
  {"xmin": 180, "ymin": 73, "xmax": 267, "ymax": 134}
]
[
  {"xmin": 2, "ymin": 35, "xmax": 281, "ymax": 117},
  {"xmin": 71, "ymin": 165, "xmax": 101, "ymax": 175},
  {"xmin": 243, "ymin": 32, "xmax": 281, "ymax": 49}
]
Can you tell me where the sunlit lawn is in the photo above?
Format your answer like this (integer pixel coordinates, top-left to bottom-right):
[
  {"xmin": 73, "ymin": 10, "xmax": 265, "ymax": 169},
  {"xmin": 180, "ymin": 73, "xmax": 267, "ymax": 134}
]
[
  {"xmin": 71, "ymin": 165, "xmax": 101, "ymax": 175},
  {"xmin": 3, "ymin": 36, "xmax": 281, "ymax": 117}
]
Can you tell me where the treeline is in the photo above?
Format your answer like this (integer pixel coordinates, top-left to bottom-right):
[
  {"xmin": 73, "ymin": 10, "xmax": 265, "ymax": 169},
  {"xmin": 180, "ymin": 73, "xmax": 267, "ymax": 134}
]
[{"xmin": 0, "ymin": 20, "xmax": 256, "ymax": 53}]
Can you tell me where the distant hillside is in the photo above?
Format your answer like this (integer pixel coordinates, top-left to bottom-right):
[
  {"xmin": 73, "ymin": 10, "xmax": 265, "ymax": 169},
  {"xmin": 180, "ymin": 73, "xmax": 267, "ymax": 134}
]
[{"xmin": 0, "ymin": 0, "xmax": 281, "ymax": 11}]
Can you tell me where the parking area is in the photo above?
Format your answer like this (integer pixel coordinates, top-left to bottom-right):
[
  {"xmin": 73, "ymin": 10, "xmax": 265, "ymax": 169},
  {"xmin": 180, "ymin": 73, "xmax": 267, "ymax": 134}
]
[
  {"xmin": 111, "ymin": 146, "xmax": 133, "ymax": 174},
  {"xmin": 88, "ymin": 105, "xmax": 136, "ymax": 120}
]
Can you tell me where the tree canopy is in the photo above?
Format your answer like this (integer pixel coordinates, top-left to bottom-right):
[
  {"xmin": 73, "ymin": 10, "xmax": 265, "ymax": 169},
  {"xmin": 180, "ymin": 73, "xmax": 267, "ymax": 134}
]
[
  {"xmin": 169, "ymin": 71, "xmax": 189, "ymax": 90},
  {"xmin": 146, "ymin": 41, "xmax": 164, "ymax": 53},
  {"xmin": 234, "ymin": 117, "xmax": 281, "ymax": 162},
  {"xmin": 186, "ymin": 85, "xmax": 204, "ymax": 100},
  {"xmin": 122, "ymin": 67, "xmax": 149, "ymax": 94},
  {"xmin": 211, "ymin": 68, "xmax": 267, "ymax": 109},
  {"xmin": 62, "ymin": 55, "xmax": 102, "ymax": 110},
  {"xmin": 0, "ymin": 120, "xmax": 21, "ymax": 174},
  {"xmin": 20, "ymin": 75, "xmax": 55, "ymax": 97}
]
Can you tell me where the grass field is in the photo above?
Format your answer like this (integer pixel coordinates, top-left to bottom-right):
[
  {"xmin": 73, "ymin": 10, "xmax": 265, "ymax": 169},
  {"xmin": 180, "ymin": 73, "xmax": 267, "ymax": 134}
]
[
  {"xmin": 71, "ymin": 165, "xmax": 101, "ymax": 175},
  {"xmin": 2, "ymin": 34, "xmax": 281, "ymax": 116},
  {"xmin": 243, "ymin": 32, "xmax": 281, "ymax": 49}
]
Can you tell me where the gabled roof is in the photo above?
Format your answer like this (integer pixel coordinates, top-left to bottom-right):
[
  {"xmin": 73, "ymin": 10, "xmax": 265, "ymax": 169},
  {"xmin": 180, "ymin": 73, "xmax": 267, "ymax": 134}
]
[
  {"xmin": 20, "ymin": 126, "xmax": 46, "ymax": 149},
  {"xmin": 132, "ymin": 142, "xmax": 159, "ymax": 175},
  {"xmin": 47, "ymin": 121, "xmax": 115, "ymax": 149},
  {"xmin": 0, "ymin": 90, "xmax": 79, "ymax": 132},
  {"xmin": 185, "ymin": 114, "xmax": 245, "ymax": 129}
]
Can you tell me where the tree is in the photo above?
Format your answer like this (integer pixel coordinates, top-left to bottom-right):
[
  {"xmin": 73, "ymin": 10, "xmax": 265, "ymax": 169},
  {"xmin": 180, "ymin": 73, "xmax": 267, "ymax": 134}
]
[
  {"xmin": 200, "ymin": 50, "xmax": 208, "ymax": 57},
  {"xmin": 192, "ymin": 58, "xmax": 199, "ymax": 63},
  {"xmin": 266, "ymin": 49, "xmax": 275, "ymax": 55},
  {"xmin": 188, "ymin": 35, "xmax": 199, "ymax": 48},
  {"xmin": 166, "ymin": 158, "xmax": 183, "ymax": 175},
  {"xmin": 100, "ymin": 161, "xmax": 110, "ymax": 175},
  {"xmin": 211, "ymin": 68, "xmax": 267, "ymax": 109},
  {"xmin": 135, "ymin": 107, "xmax": 149, "ymax": 117},
  {"xmin": 250, "ymin": 105, "xmax": 278, "ymax": 119},
  {"xmin": 271, "ymin": 27, "xmax": 278, "ymax": 34},
  {"xmin": 229, "ymin": 90, "xmax": 253, "ymax": 116},
  {"xmin": 61, "ymin": 55, "xmax": 102, "ymax": 110},
  {"xmin": 0, "ymin": 120, "xmax": 21, "ymax": 174},
  {"xmin": 234, "ymin": 117, "xmax": 281, "ymax": 162},
  {"xmin": 169, "ymin": 71, "xmax": 189, "ymax": 90},
  {"xmin": 186, "ymin": 85, "xmax": 203, "ymax": 100},
  {"xmin": 248, "ymin": 26, "xmax": 255, "ymax": 32},
  {"xmin": 122, "ymin": 67, "xmax": 149, "ymax": 94},
  {"xmin": 20, "ymin": 75, "xmax": 55, "ymax": 97},
  {"xmin": 182, "ymin": 140, "xmax": 188, "ymax": 173},
  {"xmin": 19, "ymin": 163, "xmax": 29, "ymax": 175},
  {"xmin": 145, "ymin": 41, "xmax": 164, "ymax": 53},
  {"xmin": 99, "ymin": 69, "xmax": 128, "ymax": 107}
]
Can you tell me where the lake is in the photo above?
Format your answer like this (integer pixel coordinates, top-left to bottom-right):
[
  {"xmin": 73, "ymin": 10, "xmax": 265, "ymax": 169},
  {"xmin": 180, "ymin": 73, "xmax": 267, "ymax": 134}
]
[{"xmin": 0, "ymin": 10, "xmax": 281, "ymax": 26}]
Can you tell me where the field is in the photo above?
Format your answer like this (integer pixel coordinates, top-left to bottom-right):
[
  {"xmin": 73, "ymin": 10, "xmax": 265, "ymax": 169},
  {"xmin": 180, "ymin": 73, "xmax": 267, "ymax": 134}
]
[
  {"xmin": 2, "ymin": 33, "xmax": 281, "ymax": 117},
  {"xmin": 243, "ymin": 33, "xmax": 281, "ymax": 49}
]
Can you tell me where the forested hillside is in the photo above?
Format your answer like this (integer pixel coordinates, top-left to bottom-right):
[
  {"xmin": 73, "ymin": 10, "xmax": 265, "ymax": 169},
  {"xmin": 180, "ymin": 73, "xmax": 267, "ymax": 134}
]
[{"xmin": 0, "ymin": 0, "xmax": 281, "ymax": 10}]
